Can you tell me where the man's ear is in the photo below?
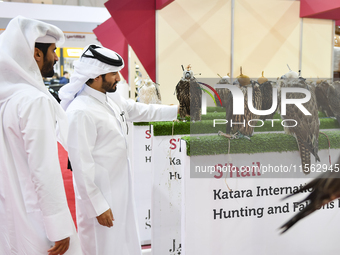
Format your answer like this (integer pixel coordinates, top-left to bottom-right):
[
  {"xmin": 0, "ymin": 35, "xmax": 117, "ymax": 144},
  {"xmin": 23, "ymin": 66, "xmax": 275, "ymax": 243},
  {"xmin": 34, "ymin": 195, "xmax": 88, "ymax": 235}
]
[{"xmin": 34, "ymin": 48, "xmax": 43, "ymax": 62}]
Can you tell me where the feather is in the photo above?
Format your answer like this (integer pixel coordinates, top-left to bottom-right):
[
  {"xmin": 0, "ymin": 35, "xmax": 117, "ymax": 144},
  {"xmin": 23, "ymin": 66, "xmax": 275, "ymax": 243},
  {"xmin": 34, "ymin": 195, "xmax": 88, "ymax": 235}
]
[{"xmin": 280, "ymin": 156, "xmax": 340, "ymax": 233}]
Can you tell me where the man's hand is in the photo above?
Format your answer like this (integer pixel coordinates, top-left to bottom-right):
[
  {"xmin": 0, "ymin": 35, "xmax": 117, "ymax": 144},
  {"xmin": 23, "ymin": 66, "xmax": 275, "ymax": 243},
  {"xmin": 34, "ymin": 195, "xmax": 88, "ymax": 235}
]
[
  {"xmin": 47, "ymin": 237, "xmax": 70, "ymax": 255},
  {"xmin": 96, "ymin": 208, "xmax": 114, "ymax": 228}
]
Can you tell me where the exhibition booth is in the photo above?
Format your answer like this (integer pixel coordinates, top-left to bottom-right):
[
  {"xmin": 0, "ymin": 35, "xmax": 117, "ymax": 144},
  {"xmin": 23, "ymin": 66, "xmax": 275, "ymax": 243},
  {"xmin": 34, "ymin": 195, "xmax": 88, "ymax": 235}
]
[{"xmin": 1, "ymin": 0, "xmax": 340, "ymax": 254}]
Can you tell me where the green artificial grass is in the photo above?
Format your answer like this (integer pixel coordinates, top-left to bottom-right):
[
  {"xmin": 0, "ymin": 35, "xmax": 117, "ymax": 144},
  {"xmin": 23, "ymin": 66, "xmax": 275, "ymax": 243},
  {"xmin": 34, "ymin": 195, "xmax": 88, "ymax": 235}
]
[
  {"xmin": 133, "ymin": 107, "xmax": 339, "ymax": 139},
  {"xmin": 319, "ymin": 118, "xmax": 340, "ymax": 129},
  {"xmin": 133, "ymin": 117, "xmax": 339, "ymax": 136},
  {"xmin": 201, "ymin": 112, "xmax": 226, "ymax": 120},
  {"xmin": 207, "ymin": 106, "xmax": 225, "ymax": 112},
  {"xmin": 133, "ymin": 122, "xmax": 151, "ymax": 126},
  {"xmin": 182, "ymin": 130, "xmax": 340, "ymax": 156}
]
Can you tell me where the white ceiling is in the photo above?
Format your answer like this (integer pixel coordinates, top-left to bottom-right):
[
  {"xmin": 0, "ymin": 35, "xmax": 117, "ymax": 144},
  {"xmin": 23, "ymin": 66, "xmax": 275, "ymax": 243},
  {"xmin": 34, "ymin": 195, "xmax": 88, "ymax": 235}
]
[{"xmin": 0, "ymin": 2, "xmax": 111, "ymax": 32}]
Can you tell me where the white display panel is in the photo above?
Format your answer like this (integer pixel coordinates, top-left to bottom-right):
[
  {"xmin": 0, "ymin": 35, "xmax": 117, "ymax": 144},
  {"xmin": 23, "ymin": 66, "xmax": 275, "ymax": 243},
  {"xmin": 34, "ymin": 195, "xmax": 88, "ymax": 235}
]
[
  {"xmin": 151, "ymin": 132, "xmax": 184, "ymax": 255},
  {"xmin": 181, "ymin": 146, "xmax": 340, "ymax": 255}
]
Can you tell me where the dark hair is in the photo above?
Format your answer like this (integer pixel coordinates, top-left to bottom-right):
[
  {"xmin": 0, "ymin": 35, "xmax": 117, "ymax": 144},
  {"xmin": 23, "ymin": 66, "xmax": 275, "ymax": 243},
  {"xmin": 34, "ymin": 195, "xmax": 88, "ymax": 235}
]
[
  {"xmin": 86, "ymin": 74, "xmax": 106, "ymax": 86},
  {"xmin": 35, "ymin": 42, "xmax": 51, "ymax": 57}
]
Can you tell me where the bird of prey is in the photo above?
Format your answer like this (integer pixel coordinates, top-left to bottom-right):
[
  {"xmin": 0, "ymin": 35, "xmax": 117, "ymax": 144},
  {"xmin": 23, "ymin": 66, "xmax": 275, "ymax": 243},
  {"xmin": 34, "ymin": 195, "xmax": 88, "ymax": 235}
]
[
  {"xmin": 258, "ymin": 71, "xmax": 277, "ymax": 120},
  {"xmin": 215, "ymin": 74, "xmax": 230, "ymax": 108},
  {"xmin": 280, "ymin": 155, "xmax": 340, "ymax": 233},
  {"xmin": 279, "ymin": 69, "xmax": 320, "ymax": 174},
  {"xmin": 138, "ymin": 78, "xmax": 162, "ymax": 104},
  {"xmin": 226, "ymin": 67, "xmax": 262, "ymax": 138},
  {"xmin": 175, "ymin": 65, "xmax": 202, "ymax": 121}
]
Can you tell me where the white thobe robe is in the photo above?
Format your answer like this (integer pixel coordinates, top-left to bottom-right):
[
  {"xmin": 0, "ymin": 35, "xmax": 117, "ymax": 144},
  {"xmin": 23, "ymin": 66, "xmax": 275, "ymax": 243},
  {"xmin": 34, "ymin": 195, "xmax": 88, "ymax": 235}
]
[
  {"xmin": 0, "ymin": 16, "xmax": 82, "ymax": 255},
  {"xmin": 67, "ymin": 85, "xmax": 177, "ymax": 255},
  {"xmin": 0, "ymin": 86, "xmax": 82, "ymax": 255}
]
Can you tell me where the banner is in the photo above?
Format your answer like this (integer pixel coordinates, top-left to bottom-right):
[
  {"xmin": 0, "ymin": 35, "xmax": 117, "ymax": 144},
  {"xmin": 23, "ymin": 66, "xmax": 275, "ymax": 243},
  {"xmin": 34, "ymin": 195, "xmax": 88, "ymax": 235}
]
[
  {"xmin": 181, "ymin": 146, "xmax": 340, "ymax": 255},
  {"xmin": 151, "ymin": 132, "xmax": 184, "ymax": 255},
  {"xmin": 131, "ymin": 124, "xmax": 152, "ymax": 245}
]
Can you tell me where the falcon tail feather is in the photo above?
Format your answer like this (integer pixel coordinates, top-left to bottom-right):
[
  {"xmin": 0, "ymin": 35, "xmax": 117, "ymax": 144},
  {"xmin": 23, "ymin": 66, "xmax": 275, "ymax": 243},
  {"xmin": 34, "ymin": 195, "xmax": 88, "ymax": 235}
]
[
  {"xmin": 280, "ymin": 202, "xmax": 317, "ymax": 234},
  {"xmin": 299, "ymin": 142, "xmax": 311, "ymax": 174}
]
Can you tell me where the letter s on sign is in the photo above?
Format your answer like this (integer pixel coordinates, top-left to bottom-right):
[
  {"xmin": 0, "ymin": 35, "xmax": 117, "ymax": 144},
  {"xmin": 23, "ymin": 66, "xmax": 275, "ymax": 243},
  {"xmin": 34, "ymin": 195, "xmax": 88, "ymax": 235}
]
[
  {"xmin": 169, "ymin": 138, "xmax": 177, "ymax": 150},
  {"xmin": 145, "ymin": 130, "xmax": 151, "ymax": 139}
]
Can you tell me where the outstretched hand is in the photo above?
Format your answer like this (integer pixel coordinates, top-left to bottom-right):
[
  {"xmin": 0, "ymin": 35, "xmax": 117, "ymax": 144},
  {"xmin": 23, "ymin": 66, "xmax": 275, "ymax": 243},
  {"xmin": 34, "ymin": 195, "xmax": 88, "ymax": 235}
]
[
  {"xmin": 48, "ymin": 237, "xmax": 70, "ymax": 255},
  {"xmin": 96, "ymin": 208, "xmax": 114, "ymax": 228}
]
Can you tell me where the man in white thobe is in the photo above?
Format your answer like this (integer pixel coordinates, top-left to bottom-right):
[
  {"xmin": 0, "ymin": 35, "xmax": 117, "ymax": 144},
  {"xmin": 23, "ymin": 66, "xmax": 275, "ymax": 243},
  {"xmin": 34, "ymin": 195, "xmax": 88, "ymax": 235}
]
[
  {"xmin": 58, "ymin": 45, "xmax": 178, "ymax": 255},
  {"xmin": 0, "ymin": 16, "xmax": 82, "ymax": 255}
]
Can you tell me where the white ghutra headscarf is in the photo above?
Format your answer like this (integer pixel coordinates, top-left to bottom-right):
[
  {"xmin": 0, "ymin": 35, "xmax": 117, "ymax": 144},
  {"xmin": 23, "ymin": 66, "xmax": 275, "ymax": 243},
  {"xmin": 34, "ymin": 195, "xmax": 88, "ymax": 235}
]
[
  {"xmin": 59, "ymin": 45, "xmax": 125, "ymax": 110},
  {"xmin": 0, "ymin": 16, "xmax": 68, "ymax": 147}
]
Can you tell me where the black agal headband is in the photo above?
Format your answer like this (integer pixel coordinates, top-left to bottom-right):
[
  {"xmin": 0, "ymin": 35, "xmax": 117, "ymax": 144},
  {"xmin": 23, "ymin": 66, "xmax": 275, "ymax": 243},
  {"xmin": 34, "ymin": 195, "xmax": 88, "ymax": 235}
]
[{"xmin": 81, "ymin": 45, "xmax": 123, "ymax": 67}]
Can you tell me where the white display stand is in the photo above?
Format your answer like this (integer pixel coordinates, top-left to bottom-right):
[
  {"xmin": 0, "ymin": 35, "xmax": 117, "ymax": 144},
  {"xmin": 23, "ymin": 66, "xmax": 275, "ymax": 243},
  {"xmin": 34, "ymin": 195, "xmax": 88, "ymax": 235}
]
[
  {"xmin": 131, "ymin": 124, "xmax": 153, "ymax": 245},
  {"xmin": 151, "ymin": 129, "xmax": 184, "ymax": 255},
  {"xmin": 181, "ymin": 143, "xmax": 340, "ymax": 255}
]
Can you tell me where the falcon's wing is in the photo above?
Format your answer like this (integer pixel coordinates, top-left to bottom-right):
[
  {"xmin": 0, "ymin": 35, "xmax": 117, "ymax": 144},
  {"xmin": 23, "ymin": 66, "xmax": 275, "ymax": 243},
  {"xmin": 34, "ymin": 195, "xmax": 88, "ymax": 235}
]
[{"xmin": 281, "ymin": 156, "xmax": 340, "ymax": 233}]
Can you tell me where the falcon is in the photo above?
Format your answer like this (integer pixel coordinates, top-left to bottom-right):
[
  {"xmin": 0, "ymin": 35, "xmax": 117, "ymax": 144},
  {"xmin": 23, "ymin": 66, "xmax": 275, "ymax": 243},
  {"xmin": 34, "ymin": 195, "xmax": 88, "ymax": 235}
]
[
  {"xmin": 226, "ymin": 67, "xmax": 262, "ymax": 138},
  {"xmin": 280, "ymin": 156, "xmax": 340, "ymax": 233},
  {"xmin": 175, "ymin": 65, "xmax": 202, "ymax": 121},
  {"xmin": 279, "ymin": 70, "xmax": 320, "ymax": 174},
  {"xmin": 139, "ymin": 78, "xmax": 162, "ymax": 104}
]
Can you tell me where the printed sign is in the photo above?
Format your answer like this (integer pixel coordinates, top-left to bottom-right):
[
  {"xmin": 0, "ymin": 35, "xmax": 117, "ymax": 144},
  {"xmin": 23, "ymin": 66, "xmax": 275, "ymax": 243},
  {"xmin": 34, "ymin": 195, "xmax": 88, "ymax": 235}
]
[
  {"xmin": 181, "ymin": 146, "xmax": 340, "ymax": 254},
  {"xmin": 131, "ymin": 124, "xmax": 153, "ymax": 245},
  {"xmin": 151, "ymin": 132, "xmax": 184, "ymax": 255}
]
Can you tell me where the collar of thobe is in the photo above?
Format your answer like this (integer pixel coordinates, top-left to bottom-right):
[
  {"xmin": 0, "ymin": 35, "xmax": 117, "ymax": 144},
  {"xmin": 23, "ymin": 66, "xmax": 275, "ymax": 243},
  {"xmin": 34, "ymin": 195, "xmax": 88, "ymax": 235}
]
[
  {"xmin": 83, "ymin": 85, "xmax": 106, "ymax": 104},
  {"xmin": 0, "ymin": 16, "xmax": 68, "ymax": 148},
  {"xmin": 59, "ymin": 45, "xmax": 124, "ymax": 111},
  {"xmin": 83, "ymin": 85, "xmax": 118, "ymax": 113}
]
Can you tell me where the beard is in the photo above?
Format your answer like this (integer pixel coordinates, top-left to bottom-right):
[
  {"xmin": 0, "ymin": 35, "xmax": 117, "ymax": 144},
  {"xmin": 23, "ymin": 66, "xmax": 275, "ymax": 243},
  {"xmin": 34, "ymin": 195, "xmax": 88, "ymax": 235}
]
[
  {"xmin": 102, "ymin": 80, "xmax": 118, "ymax": 93},
  {"xmin": 41, "ymin": 59, "xmax": 56, "ymax": 78}
]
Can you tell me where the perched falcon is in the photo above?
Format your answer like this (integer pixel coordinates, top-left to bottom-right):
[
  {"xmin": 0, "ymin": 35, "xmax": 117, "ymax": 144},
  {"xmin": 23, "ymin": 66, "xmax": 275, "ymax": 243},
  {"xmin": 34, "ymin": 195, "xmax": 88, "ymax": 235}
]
[
  {"xmin": 215, "ymin": 74, "xmax": 230, "ymax": 108},
  {"xmin": 139, "ymin": 78, "xmax": 162, "ymax": 104},
  {"xmin": 226, "ymin": 68, "xmax": 262, "ymax": 138},
  {"xmin": 280, "ymin": 155, "xmax": 340, "ymax": 233},
  {"xmin": 175, "ymin": 65, "xmax": 202, "ymax": 121},
  {"xmin": 279, "ymin": 71, "xmax": 320, "ymax": 174}
]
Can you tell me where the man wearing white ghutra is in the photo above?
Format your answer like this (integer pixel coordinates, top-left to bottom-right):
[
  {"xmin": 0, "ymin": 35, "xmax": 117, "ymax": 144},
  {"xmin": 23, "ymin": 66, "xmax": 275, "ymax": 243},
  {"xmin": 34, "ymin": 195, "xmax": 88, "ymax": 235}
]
[
  {"xmin": 59, "ymin": 45, "xmax": 178, "ymax": 255},
  {"xmin": 0, "ymin": 16, "xmax": 82, "ymax": 255}
]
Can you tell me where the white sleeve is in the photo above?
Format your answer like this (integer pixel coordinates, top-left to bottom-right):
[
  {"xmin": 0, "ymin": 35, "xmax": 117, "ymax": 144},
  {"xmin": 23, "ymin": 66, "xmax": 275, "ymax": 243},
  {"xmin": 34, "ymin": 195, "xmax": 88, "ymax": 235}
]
[
  {"xmin": 67, "ymin": 109, "xmax": 110, "ymax": 219},
  {"xmin": 124, "ymin": 99, "xmax": 178, "ymax": 122},
  {"xmin": 19, "ymin": 96, "xmax": 74, "ymax": 242}
]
